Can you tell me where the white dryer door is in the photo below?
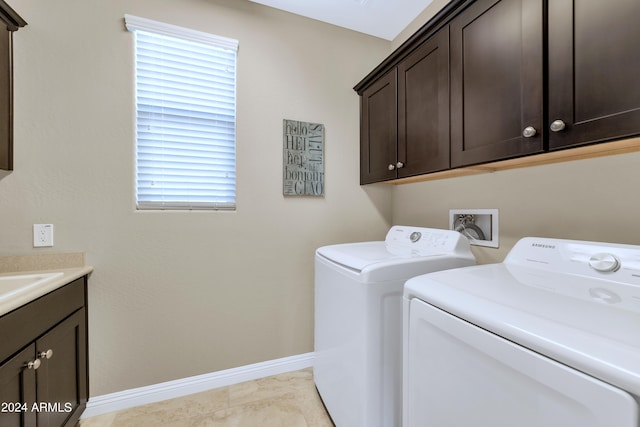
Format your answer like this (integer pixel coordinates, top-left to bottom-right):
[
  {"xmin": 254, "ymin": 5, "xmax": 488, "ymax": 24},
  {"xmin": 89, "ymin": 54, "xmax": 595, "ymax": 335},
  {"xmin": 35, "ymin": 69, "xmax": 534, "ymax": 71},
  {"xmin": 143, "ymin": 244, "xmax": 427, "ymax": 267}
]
[{"xmin": 405, "ymin": 298, "xmax": 639, "ymax": 427}]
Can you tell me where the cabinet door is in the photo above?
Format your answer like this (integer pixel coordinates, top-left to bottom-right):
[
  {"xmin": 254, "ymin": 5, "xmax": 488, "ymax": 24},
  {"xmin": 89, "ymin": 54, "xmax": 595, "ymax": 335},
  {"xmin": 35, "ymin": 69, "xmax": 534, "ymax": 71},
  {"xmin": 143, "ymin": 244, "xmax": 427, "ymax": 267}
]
[
  {"xmin": 0, "ymin": 28, "xmax": 11, "ymax": 170},
  {"xmin": 0, "ymin": 344, "xmax": 37, "ymax": 427},
  {"xmin": 36, "ymin": 309, "xmax": 87, "ymax": 427},
  {"xmin": 450, "ymin": 0, "xmax": 543, "ymax": 167},
  {"xmin": 548, "ymin": 0, "xmax": 640, "ymax": 150},
  {"xmin": 397, "ymin": 29, "xmax": 450, "ymax": 177},
  {"xmin": 360, "ymin": 69, "xmax": 397, "ymax": 184}
]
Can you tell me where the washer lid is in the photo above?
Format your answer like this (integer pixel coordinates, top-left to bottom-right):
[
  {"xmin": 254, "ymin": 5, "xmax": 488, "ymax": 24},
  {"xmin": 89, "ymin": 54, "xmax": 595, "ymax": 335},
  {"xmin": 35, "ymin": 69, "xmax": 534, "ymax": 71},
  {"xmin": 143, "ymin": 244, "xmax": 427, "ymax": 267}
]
[
  {"xmin": 316, "ymin": 225, "xmax": 474, "ymax": 272},
  {"xmin": 317, "ymin": 241, "xmax": 408, "ymax": 271},
  {"xmin": 405, "ymin": 237, "xmax": 640, "ymax": 397}
]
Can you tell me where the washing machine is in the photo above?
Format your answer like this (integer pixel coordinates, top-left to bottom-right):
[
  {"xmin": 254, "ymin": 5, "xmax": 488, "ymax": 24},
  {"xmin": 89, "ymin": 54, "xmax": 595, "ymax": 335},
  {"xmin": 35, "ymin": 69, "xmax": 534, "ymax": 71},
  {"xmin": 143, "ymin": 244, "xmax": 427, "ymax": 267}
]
[
  {"xmin": 403, "ymin": 237, "xmax": 640, "ymax": 427},
  {"xmin": 314, "ymin": 226, "xmax": 475, "ymax": 427}
]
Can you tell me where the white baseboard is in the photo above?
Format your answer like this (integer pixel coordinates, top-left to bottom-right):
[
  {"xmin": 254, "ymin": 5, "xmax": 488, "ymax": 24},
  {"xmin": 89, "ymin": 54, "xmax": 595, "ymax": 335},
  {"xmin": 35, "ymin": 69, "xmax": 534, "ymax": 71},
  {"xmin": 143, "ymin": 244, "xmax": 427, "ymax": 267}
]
[{"xmin": 81, "ymin": 352, "xmax": 315, "ymax": 419}]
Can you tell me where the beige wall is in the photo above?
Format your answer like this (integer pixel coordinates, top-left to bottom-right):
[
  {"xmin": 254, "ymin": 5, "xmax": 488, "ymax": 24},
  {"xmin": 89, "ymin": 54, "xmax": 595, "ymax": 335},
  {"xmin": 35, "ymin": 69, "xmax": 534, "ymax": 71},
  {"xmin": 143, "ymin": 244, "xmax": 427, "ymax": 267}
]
[
  {"xmin": 390, "ymin": 0, "xmax": 640, "ymax": 264},
  {"xmin": 390, "ymin": 152, "xmax": 640, "ymax": 264},
  {"xmin": 393, "ymin": 0, "xmax": 453, "ymax": 49},
  {"xmin": 0, "ymin": 0, "xmax": 391, "ymax": 395}
]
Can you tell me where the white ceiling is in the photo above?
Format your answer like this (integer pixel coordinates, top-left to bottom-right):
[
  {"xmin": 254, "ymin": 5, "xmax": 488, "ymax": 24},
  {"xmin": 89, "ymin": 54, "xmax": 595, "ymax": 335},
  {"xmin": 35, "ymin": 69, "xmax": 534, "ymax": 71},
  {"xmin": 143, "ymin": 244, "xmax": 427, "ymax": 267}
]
[{"xmin": 248, "ymin": 0, "xmax": 435, "ymax": 41}]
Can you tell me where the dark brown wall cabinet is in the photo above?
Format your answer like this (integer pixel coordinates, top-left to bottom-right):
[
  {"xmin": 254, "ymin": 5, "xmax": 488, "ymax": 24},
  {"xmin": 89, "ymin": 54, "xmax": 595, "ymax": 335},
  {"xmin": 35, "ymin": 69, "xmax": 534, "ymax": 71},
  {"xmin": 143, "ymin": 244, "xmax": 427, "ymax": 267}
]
[
  {"xmin": 360, "ymin": 69, "xmax": 397, "ymax": 183},
  {"xmin": 547, "ymin": 0, "xmax": 640, "ymax": 150},
  {"xmin": 356, "ymin": 0, "xmax": 640, "ymax": 183},
  {"xmin": 0, "ymin": 0, "xmax": 26, "ymax": 171},
  {"xmin": 359, "ymin": 29, "xmax": 449, "ymax": 184},
  {"xmin": 450, "ymin": 0, "xmax": 543, "ymax": 167},
  {"xmin": 0, "ymin": 277, "xmax": 89, "ymax": 427}
]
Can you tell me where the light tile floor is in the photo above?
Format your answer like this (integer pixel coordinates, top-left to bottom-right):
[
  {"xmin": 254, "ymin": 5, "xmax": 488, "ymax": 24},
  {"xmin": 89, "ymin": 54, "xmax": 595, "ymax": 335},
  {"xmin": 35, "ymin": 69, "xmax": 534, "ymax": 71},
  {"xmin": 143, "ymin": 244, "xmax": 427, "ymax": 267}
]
[{"xmin": 78, "ymin": 369, "xmax": 335, "ymax": 427}]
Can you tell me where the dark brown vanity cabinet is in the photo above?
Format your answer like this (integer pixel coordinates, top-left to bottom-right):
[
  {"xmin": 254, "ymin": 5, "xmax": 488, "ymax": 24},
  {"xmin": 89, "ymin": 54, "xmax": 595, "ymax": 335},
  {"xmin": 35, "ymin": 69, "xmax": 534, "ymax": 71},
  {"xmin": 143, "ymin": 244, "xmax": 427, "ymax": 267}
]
[
  {"xmin": 0, "ymin": 277, "xmax": 88, "ymax": 427},
  {"xmin": 0, "ymin": 344, "xmax": 36, "ymax": 427},
  {"xmin": 0, "ymin": 1, "xmax": 26, "ymax": 171},
  {"xmin": 450, "ymin": 0, "xmax": 543, "ymax": 167},
  {"xmin": 547, "ymin": 0, "xmax": 640, "ymax": 150},
  {"xmin": 359, "ymin": 29, "xmax": 450, "ymax": 184}
]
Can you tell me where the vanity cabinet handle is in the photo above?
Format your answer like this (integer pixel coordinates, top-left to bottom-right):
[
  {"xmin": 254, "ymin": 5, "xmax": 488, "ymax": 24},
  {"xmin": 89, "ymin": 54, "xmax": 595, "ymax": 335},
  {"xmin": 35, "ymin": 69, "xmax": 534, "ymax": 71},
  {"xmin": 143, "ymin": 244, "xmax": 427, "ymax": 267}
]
[
  {"xmin": 388, "ymin": 164, "xmax": 395, "ymax": 171},
  {"xmin": 396, "ymin": 162, "xmax": 404, "ymax": 169}
]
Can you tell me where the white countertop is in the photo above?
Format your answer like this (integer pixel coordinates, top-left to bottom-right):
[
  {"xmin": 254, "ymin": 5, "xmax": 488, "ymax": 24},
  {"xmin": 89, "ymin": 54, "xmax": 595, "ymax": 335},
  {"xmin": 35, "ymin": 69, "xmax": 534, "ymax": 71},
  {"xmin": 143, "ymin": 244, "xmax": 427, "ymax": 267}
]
[
  {"xmin": 0, "ymin": 252, "xmax": 93, "ymax": 317},
  {"xmin": 0, "ymin": 266, "xmax": 93, "ymax": 317}
]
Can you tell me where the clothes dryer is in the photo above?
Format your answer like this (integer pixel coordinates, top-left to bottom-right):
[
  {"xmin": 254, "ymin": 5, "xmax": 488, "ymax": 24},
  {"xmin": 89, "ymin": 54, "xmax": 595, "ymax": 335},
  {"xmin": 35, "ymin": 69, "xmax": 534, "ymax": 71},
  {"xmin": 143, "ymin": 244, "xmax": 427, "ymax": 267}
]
[
  {"xmin": 404, "ymin": 237, "xmax": 640, "ymax": 427},
  {"xmin": 314, "ymin": 226, "xmax": 475, "ymax": 427}
]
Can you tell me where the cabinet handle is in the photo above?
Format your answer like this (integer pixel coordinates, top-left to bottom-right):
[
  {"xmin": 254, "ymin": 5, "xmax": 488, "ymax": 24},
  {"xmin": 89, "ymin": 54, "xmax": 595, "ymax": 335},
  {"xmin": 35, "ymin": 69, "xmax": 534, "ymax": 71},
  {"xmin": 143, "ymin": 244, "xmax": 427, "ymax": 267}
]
[
  {"xmin": 388, "ymin": 164, "xmax": 395, "ymax": 171},
  {"xmin": 26, "ymin": 359, "xmax": 41, "ymax": 370},
  {"xmin": 39, "ymin": 349, "xmax": 54, "ymax": 360},
  {"xmin": 550, "ymin": 120, "xmax": 566, "ymax": 132},
  {"xmin": 396, "ymin": 162, "xmax": 404, "ymax": 169},
  {"xmin": 522, "ymin": 126, "xmax": 537, "ymax": 138}
]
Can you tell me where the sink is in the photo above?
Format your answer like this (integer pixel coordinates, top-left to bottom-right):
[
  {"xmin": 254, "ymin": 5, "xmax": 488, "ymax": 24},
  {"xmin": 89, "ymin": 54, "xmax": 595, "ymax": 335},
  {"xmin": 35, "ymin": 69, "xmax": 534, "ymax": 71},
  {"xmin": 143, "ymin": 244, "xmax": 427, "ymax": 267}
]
[{"xmin": 0, "ymin": 272, "xmax": 64, "ymax": 301}]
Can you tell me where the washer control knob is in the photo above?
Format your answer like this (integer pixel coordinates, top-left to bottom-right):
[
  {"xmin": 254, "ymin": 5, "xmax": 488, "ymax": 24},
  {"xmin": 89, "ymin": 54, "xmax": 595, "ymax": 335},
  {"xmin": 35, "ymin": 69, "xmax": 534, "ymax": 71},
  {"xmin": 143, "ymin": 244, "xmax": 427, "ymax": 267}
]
[
  {"xmin": 588, "ymin": 253, "xmax": 620, "ymax": 273},
  {"xmin": 409, "ymin": 232, "xmax": 422, "ymax": 243}
]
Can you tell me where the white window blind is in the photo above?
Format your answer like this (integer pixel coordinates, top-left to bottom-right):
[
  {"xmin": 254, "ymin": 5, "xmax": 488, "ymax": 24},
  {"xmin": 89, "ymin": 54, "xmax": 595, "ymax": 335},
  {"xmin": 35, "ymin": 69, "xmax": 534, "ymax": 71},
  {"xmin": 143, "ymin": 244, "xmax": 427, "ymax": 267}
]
[{"xmin": 125, "ymin": 15, "xmax": 238, "ymax": 210}]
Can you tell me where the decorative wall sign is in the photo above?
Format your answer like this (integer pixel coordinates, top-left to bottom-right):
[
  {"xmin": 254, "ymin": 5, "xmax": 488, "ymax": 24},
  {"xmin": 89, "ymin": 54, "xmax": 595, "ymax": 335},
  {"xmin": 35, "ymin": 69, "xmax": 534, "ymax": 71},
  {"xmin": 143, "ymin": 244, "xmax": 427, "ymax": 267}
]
[{"xmin": 283, "ymin": 119, "xmax": 324, "ymax": 196}]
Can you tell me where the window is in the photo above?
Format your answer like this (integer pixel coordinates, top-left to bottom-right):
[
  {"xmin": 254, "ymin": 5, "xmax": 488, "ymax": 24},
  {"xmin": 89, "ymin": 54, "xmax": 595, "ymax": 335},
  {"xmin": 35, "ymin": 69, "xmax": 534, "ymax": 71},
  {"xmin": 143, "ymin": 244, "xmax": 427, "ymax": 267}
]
[{"xmin": 125, "ymin": 15, "xmax": 238, "ymax": 210}]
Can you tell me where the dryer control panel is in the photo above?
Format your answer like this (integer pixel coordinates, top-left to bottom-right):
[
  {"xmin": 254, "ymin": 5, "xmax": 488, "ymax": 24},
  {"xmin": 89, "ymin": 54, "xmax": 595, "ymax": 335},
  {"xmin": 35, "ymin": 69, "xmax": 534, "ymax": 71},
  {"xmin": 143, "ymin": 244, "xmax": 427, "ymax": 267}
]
[{"xmin": 506, "ymin": 237, "xmax": 640, "ymax": 279}]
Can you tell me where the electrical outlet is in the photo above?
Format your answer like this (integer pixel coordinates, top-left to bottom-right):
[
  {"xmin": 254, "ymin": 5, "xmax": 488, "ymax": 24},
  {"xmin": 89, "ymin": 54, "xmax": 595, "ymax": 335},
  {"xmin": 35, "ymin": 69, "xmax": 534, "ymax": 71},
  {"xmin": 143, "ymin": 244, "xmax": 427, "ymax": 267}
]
[
  {"xmin": 33, "ymin": 224, "xmax": 54, "ymax": 247},
  {"xmin": 449, "ymin": 209, "xmax": 499, "ymax": 248}
]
